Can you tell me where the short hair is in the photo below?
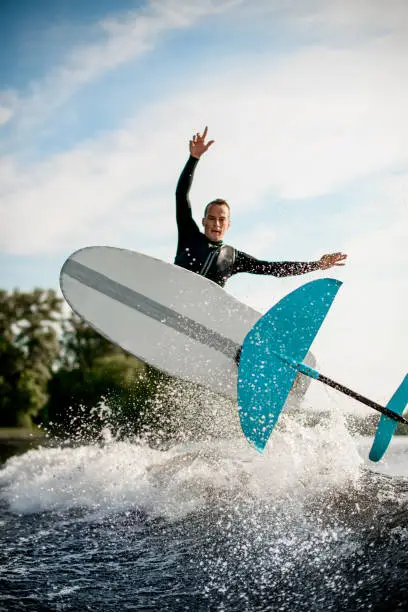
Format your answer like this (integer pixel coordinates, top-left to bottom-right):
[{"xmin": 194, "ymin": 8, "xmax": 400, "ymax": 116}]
[{"xmin": 203, "ymin": 199, "xmax": 230, "ymax": 218}]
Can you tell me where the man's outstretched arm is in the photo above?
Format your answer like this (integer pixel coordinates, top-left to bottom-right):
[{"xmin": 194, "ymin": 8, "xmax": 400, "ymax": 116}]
[{"xmin": 233, "ymin": 252, "xmax": 347, "ymax": 277}]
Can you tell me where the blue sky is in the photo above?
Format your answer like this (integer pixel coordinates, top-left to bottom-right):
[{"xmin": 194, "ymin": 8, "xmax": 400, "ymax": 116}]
[{"xmin": 1, "ymin": 0, "xmax": 407, "ymax": 400}]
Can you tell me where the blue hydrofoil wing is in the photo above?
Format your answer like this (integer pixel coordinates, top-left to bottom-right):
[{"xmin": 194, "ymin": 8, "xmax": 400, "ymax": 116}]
[
  {"xmin": 369, "ymin": 374, "xmax": 408, "ymax": 462},
  {"xmin": 238, "ymin": 278, "xmax": 342, "ymax": 452}
]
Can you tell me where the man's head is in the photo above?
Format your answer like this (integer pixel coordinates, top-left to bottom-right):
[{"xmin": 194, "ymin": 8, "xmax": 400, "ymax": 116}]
[{"xmin": 202, "ymin": 199, "xmax": 230, "ymax": 242}]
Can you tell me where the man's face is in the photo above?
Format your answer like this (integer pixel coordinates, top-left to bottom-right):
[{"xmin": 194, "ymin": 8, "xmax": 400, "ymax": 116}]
[{"xmin": 202, "ymin": 204, "xmax": 230, "ymax": 241}]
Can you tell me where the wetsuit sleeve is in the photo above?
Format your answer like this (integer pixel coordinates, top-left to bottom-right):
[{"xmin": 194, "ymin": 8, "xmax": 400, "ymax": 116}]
[
  {"xmin": 233, "ymin": 251, "xmax": 321, "ymax": 277},
  {"xmin": 175, "ymin": 155, "xmax": 200, "ymax": 237}
]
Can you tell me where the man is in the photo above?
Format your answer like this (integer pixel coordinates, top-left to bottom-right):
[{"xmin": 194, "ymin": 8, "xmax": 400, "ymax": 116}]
[{"xmin": 175, "ymin": 127, "xmax": 347, "ymax": 287}]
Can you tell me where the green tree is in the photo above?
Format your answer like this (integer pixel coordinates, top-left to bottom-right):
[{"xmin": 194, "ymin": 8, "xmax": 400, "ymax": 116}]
[
  {"xmin": 45, "ymin": 352, "xmax": 161, "ymax": 439},
  {"xmin": 0, "ymin": 289, "xmax": 63, "ymax": 427},
  {"xmin": 0, "ymin": 290, "xmax": 170, "ymax": 437},
  {"xmin": 44, "ymin": 312, "xmax": 163, "ymax": 439}
]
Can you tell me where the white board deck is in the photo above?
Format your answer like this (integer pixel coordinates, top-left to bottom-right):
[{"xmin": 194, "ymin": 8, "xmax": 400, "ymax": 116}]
[
  {"xmin": 60, "ymin": 246, "xmax": 314, "ymax": 401},
  {"xmin": 60, "ymin": 246, "xmax": 262, "ymax": 399}
]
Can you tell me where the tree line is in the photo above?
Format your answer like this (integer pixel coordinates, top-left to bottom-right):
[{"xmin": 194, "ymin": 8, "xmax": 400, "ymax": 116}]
[{"xmin": 0, "ymin": 288, "xmax": 166, "ymax": 437}]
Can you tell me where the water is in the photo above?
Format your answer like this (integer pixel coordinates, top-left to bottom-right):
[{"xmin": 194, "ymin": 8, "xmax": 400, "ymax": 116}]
[{"xmin": 1, "ymin": 386, "xmax": 408, "ymax": 611}]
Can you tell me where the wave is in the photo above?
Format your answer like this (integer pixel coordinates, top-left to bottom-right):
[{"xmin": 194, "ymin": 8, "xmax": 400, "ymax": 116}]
[{"xmin": 1, "ymin": 378, "xmax": 407, "ymax": 523}]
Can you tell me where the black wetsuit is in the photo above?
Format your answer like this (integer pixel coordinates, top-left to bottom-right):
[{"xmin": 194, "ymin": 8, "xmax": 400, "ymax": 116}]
[{"xmin": 174, "ymin": 156, "xmax": 320, "ymax": 287}]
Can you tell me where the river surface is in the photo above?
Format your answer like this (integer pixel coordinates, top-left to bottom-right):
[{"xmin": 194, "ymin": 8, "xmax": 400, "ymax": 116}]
[{"xmin": 1, "ymin": 390, "xmax": 408, "ymax": 611}]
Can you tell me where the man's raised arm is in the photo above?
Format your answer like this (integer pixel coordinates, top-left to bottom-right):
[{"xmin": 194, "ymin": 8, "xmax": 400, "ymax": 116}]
[{"xmin": 175, "ymin": 127, "xmax": 214, "ymax": 233}]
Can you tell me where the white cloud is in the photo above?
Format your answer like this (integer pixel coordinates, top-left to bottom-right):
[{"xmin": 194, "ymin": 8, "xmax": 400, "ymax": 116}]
[
  {"xmin": 4, "ymin": 0, "xmax": 406, "ymax": 141},
  {"xmin": 0, "ymin": 0, "xmax": 240, "ymax": 136},
  {"xmin": 2, "ymin": 29, "xmax": 408, "ymax": 256},
  {"xmin": 297, "ymin": 0, "xmax": 408, "ymax": 39},
  {"xmin": 230, "ymin": 0, "xmax": 408, "ymax": 41},
  {"xmin": 202, "ymin": 42, "xmax": 408, "ymax": 197},
  {"xmin": 0, "ymin": 89, "xmax": 17, "ymax": 128},
  {"xmin": 0, "ymin": 106, "xmax": 13, "ymax": 126}
]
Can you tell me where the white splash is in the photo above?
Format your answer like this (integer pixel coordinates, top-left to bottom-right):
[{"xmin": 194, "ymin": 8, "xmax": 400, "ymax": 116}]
[{"xmin": 0, "ymin": 403, "xmax": 364, "ymax": 518}]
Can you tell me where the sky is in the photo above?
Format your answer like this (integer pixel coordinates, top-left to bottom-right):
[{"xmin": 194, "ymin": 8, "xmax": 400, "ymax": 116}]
[{"xmin": 1, "ymin": 0, "xmax": 407, "ymax": 406}]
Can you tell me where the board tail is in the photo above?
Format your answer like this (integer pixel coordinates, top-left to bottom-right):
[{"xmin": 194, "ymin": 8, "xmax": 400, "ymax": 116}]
[
  {"xmin": 238, "ymin": 278, "xmax": 342, "ymax": 451},
  {"xmin": 368, "ymin": 374, "xmax": 408, "ymax": 462}
]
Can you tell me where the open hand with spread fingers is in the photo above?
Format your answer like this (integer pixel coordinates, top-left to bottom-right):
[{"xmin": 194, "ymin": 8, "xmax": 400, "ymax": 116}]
[
  {"xmin": 189, "ymin": 126, "xmax": 215, "ymax": 159},
  {"xmin": 318, "ymin": 252, "xmax": 348, "ymax": 269}
]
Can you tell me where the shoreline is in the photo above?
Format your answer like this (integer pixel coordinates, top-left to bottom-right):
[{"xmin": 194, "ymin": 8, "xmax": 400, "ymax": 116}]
[{"xmin": 0, "ymin": 427, "xmax": 47, "ymax": 442}]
